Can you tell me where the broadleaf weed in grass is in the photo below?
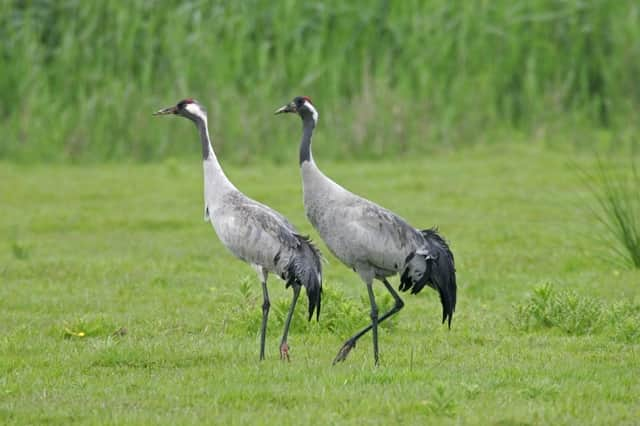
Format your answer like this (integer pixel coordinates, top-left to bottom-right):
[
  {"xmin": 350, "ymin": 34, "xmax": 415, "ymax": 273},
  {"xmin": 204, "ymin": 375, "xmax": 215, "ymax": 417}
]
[
  {"xmin": 237, "ymin": 276, "xmax": 255, "ymax": 302},
  {"xmin": 511, "ymin": 282, "xmax": 603, "ymax": 335},
  {"xmin": 10, "ymin": 240, "xmax": 30, "ymax": 260},
  {"xmin": 609, "ymin": 302, "xmax": 640, "ymax": 343},
  {"xmin": 61, "ymin": 316, "xmax": 123, "ymax": 339},
  {"xmin": 512, "ymin": 283, "xmax": 639, "ymax": 342},
  {"xmin": 346, "ymin": 369, "xmax": 396, "ymax": 385},
  {"xmin": 423, "ymin": 384, "xmax": 457, "ymax": 418},
  {"xmin": 322, "ymin": 286, "xmax": 381, "ymax": 335},
  {"xmin": 521, "ymin": 378, "xmax": 560, "ymax": 401},
  {"xmin": 559, "ymin": 289, "xmax": 603, "ymax": 335},
  {"xmin": 222, "ymin": 278, "xmax": 379, "ymax": 337},
  {"xmin": 8, "ymin": 227, "xmax": 30, "ymax": 260},
  {"xmin": 461, "ymin": 382, "xmax": 480, "ymax": 400}
]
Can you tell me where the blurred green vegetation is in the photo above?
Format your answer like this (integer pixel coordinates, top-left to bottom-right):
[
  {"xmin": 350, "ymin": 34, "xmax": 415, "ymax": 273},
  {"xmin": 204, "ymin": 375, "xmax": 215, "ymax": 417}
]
[{"xmin": 1, "ymin": 0, "xmax": 638, "ymax": 163}]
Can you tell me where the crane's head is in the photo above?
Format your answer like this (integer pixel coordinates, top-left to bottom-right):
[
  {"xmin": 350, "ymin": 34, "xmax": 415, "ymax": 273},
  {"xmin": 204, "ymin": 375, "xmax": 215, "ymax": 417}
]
[
  {"xmin": 153, "ymin": 98, "xmax": 207, "ymax": 123},
  {"xmin": 275, "ymin": 96, "xmax": 318, "ymax": 125}
]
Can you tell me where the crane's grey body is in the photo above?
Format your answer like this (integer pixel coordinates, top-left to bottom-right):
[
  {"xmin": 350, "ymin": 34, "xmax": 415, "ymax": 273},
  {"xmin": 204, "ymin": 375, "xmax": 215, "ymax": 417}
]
[
  {"xmin": 277, "ymin": 96, "xmax": 456, "ymax": 365},
  {"xmin": 301, "ymin": 164, "xmax": 423, "ymax": 279},
  {"xmin": 205, "ymin": 178, "xmax": 299, "ymax": 276},
  {"xmin": 154, "ymin": 99, "xmax": 321, "ymax": 361}
]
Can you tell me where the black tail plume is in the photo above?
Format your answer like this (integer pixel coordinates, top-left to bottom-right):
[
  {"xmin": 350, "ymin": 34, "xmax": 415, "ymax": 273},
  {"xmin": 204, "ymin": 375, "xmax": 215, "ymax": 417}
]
[
  {"xmin": 284, "ymin": 235, "xmax": 323, "ymax": 321},
  {"xmin": 399, "ymin": 228, "xmax": 457, "ymax": 327}
]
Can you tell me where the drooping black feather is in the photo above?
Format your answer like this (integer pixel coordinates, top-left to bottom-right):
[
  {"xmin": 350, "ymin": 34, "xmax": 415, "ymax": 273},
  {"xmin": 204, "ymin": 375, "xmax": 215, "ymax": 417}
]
[
  {"xmin": 282, "ymin": 234, "xmax": 323, "ymax": 321},
  {"xmin": 399, "ymin": 228, "xmax": 457, "ymax": 328}
]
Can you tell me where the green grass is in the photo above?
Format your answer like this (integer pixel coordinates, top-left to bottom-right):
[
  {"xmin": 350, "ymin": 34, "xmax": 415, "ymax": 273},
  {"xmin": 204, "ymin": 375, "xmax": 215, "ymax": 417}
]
[
  {"xmin": 583, "ymin": 160, "xmax": 640, "ymax": 268},
  {"xmin": 1, "ymin": 0, "xmax": 639, "ymax": 162},
  {"xmin": 1, "ymin": 145, "xmax": 639, "ymax": 425}
]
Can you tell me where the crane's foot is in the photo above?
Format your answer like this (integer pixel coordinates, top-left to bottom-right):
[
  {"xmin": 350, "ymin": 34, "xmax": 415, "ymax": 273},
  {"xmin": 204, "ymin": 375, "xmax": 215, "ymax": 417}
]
[
  {"xmin": 280, "ymin": 342, "xmax": 290, "ymax": 361},
  {"xmin": 332, "ymin": 339, "xmax": 356, "ymax": 365}
]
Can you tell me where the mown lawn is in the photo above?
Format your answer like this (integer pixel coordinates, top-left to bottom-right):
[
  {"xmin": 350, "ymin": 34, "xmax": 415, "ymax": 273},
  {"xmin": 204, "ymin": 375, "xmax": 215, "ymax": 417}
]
[{"xmin": 1, "ymin": 145, "xmax": 638, "ymax": 425}]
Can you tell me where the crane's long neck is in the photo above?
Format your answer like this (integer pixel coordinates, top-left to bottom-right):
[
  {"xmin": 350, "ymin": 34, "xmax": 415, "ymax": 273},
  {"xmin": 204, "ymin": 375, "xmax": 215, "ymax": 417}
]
[
  {"xmin": 197, "ymin": 119, "xmax": 213, "ymax": 161},
  {"xmin": 299, "ymin": 114, "xmax": 315, "ymax": 165},
  {"xmin": 196, "ymin": 117, "xmax": 236, "ymax": 205},
  {"xmin": 298, "ymin": 109, "xmax": 345, "ymax": 219}
]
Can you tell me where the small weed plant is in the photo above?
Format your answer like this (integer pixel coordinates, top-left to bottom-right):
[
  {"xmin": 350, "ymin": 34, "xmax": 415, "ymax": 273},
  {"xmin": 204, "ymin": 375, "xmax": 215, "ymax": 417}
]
[
  {"xmin": 512, "ymin": 283, "xmax": 639, "ymax": 342},
  {"xmin": 584, "ymin": 160, "xmax": 640, "ymax": 268}
]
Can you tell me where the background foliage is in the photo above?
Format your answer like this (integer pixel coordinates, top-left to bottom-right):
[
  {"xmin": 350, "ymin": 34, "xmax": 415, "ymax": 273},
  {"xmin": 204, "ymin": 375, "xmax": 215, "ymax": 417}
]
[{"xmin": 1, "ymin": 0, "xmax": 639, "ymax": 162}]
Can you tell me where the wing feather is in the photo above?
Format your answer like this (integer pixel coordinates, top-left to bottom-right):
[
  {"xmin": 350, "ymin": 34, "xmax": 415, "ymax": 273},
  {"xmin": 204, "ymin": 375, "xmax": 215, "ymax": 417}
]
[
  {"xmin": 342, "ymin": 198, "xmax": 422, "ymax": 272},
  {"xmin": 211, "ymin": 192, "xmax": 301, "ymax": 267}
]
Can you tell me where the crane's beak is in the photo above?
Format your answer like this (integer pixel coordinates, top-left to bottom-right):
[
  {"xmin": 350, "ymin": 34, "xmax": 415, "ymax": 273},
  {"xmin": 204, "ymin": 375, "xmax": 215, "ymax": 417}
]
[
  {"xmin": 153, "ymin": 105, "xmax": 178, "ymax": 116},
  {"xmin": 274, "ymin": 102, "xmax": 296, "ymax": 115}
]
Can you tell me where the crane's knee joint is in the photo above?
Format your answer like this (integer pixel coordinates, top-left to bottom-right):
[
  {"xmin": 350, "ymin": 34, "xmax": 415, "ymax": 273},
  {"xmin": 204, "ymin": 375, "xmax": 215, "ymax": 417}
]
[
  {"xmin": 262, "ymin": 300, "xmax": 270, "ymax": 312},
  {"xmin": 370, "ymin": 307, "xmax": 379, "ymax": 321}
]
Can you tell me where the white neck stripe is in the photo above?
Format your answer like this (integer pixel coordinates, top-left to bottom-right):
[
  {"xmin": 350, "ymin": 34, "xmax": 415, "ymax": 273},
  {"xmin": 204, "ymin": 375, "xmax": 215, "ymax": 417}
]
[
  {"xmin": 304, "ymin": 101, "xmax": 319, "ymax": 124},
  {"xmin": 185, "ymin": 102, "xmax": 207, "ymax": 123}
]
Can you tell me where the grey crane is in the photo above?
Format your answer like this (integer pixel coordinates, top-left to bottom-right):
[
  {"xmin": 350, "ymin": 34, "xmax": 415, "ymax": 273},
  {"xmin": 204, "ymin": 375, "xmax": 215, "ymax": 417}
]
[
  {"xmin": 276, "ymin": 96, "xmax": 456, "ymax": 366},
  {"xmin": 154, "ymin": 98, "xmax": 322, "ymax": 361}
]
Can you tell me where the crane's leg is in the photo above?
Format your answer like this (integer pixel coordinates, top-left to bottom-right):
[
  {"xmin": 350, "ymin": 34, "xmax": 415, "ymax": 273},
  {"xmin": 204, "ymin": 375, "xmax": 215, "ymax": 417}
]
[
  {"xmin": 279, "ymin": 285, "xmax": 301, "ymax": 361},
  {"xmin": 367, "ymin": 279, "xmax": 380, "ymax": 365},
  {"xmin": 333, "ymin": 278, "xmax": 404, "ymax": 365},
  {"xmin": 258, "ymin": 268, "xmax": 270, "ymax": 361}
]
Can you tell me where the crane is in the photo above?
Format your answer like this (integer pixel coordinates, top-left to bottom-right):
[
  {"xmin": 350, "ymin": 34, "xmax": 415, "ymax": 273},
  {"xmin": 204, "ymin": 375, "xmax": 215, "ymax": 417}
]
[
  {"xmin": 276, "ymin": 96, "xmax": 456, "ymax": 366},
  {"xmin": 154, "ymin": 98, "xmax": 322, "ymax": 361}
]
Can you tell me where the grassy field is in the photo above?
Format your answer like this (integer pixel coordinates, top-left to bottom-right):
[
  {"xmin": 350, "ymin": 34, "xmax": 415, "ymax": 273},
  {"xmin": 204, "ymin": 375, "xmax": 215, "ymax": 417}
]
[
  {"xmin": 3, "ymin": 1, "xmax": 638, "ymax": 424},
  {"xmin": 1, "ymin": 145, "xmax": 639, "ymax": 425}
]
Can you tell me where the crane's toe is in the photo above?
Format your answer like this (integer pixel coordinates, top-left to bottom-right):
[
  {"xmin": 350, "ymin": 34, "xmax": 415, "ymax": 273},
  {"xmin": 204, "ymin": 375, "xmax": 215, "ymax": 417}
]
[
  {"xmin": 280, "ymin": 342, "xmax": 290, "ymax": 361},
  {"xmin": 332, "ymin": 339, "xmax": 356, "ymax": 365}
]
